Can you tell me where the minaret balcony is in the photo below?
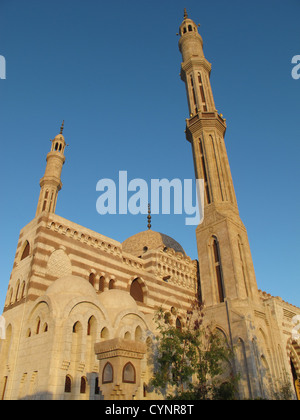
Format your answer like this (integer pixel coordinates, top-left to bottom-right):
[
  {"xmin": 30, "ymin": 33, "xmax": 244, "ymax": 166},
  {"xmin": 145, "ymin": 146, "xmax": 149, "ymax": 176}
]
[{"xmin": 185, "ymin": 111, "xmax": 227, "ymax": 140}]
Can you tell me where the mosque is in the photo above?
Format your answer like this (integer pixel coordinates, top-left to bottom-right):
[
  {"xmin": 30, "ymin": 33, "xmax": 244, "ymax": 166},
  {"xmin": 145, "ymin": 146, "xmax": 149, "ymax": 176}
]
[{"xmin": 0, "ymin": 11, "xmax": 299, "ymax": 400}]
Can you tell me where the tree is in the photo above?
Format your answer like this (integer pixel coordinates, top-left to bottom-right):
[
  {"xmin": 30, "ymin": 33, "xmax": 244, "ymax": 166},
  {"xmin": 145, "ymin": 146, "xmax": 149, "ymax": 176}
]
[
  {"xmin": 271, "ymin": 375, "xmax": 296, "ymax": 400},
  {"xmin": 150, "ymin": 301, "xmax": 238, "ymax": 400}
]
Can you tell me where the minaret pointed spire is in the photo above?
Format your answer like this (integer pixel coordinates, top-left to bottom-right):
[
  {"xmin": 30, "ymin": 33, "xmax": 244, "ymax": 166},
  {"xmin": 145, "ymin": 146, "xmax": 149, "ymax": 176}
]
[
  {"xmin": 184, "ymin": 8, "xmax": 188, "ymax": 19},
  {"xmin": 147, "ymin": 203, "xmax": 152, "ymax": 230},
  {"xmin": 60, "ymin": 120, "xmax": 64, "ymax": 135}
]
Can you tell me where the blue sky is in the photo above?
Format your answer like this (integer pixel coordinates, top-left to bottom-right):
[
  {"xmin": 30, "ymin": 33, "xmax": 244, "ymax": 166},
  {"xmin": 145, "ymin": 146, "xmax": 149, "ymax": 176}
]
[{"xmin": 0, "ymin": 0, "xmax": 299, "ymax": 309}]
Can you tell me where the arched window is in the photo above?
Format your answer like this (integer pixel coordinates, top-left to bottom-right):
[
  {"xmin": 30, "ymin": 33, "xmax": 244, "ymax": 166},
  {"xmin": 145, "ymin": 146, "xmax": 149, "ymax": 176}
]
[
  {"xmin": 238, "ymin": 237, "xmax": 249, "ymax": 297},
  {"xmin": 122, "ymin": 362, "xmax": 136, "ymax": 384},
  {"xmin": 8, "ymin": 288, "xmax": 13, "ymax": 305},
  {"xmin": 135, "ymin": 326, "xmax": 142, "ymax": 342},
  {"xmin": 198, "ymin": 72, "xmax": 207, "ymax": 111},
  {"xmin": 100, "ymin": 327, "xmax": 109, "ymax": 339},
  {"xmin": 190, "ymin": 75, "xmax": 197, "ymax": 114},
  {"xmin": 20, "ymin": 281, "xmax": 26, "ymax": 299},
  {"xmin": 80, "ymin": 376, "xmax": 87, "ymax": 394},
  {"xmin": 20, "ymin": 241, "xmax": 30, "ymax": 261},
  {"xmin": 108, "ymin": 279, "xmax": 115, "ymax": 290},
  {"xmin": 199, "ymin": 139, "xmax": 211, "ymax": 204},
  {"xmin": 15, "ymin": 281, "xmax": 20, "ymax": 302},
  {"xmin": 35, "ymin": 317, "xmax": 41, "ymax": 335},
  {"xmin": 87, "ymin": 316, "xmax": 97, "ymax": 336},
  {"xmin": 124, "ymin": 331, "xmax": 131, "ymax": 340},
  {"xmin": 212, "ymin": 237, "xmax": 225, "ymax": 303},
  {"xmin": 42, "ymin": 190, "xmax": 49, "ymax": 212},
  {"xmin": 102, "ymin": 362, "xmax": 113, "ymax": 384},
  {"xmin": 176, "ymin": 317, "xmax": 182, "ymax": 331},
  {"xmin": 130, "ymin": 279, "xmax": 144, "ymax": 303},
  {"xmin": 89, "ymin": 273, "xmax": 96, "ymax": 287},
  {"xmin": 99, "ymin": 276, "xmax": 105, "ymax": 292},
  {"xmin": 73, "ymin": 321, "xmax": 82, "ymax": 334},
  {"xmin": 64, "ymin": 375, "xmax": 72, "ymax": 393}
]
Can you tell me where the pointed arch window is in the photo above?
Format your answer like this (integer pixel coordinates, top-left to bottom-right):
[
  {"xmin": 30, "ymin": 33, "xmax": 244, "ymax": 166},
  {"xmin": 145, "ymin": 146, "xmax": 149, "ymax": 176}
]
[
  {"xmin": 80, "ymin": 376, "xmax": 87, "ymax": 394},
  {"xmin": 238, "ymin": 237, "xmax": 249, "ymax": 298},
  {"xmin": 87, "ymin": 316, "xmax": 97, "ymax": 336},
  {"xmin": 20, "ymin": 241, "xmax": 30, "ymax": 261},
  {"xmin": 122, "ymin": 362, "xmax": 136, "ymax": 384},
  {"xmin": 190, "ymin": 75, "xmax": 197, "ymax": 114},
  {"xmin": 42, "ymin": 190, "xmax": 49, "ymax": 212},
  {"xmin": 108, "ymin": 279, "xmax": 115, "ymax": 290},
  {"xmin": 212, "ymin": 237, "xmax": 225, "ymax": 303},
  {"xmin": 89, "ymin": 273, "xmax": 96, "ymax": 288},
  {"xmin": 130, "ymin": 278, "xmax": 144, "ymax": 303},
  {"xmin": 99, "ymin": 276, "xmax": 105, "ymax": 292},
  {"xmin": 199, "ymin": 139, "xmax": 211, "ymax": 204},
  {"xmin": 35, "ymin": 317, "xmax": 41, "ymax": 335},
  {"xmin": 102, "ymin": 362, "xmax": 113, "ymax": 384},
  {"xmin": 15, "ymin": 282, "xmax": 20, "ymax": 302},
  {"xmin": 20, "ymin": 281, "xmax": 26, "ymax": 299},
  {"xmin": 198, "ymin": 73, "xmax": 207, "ymax": 111},
  {"xmin": 64, "ymin": 375, "xmax": 72, "ymax": 393},
  {"xmin": 176, "ymin": 317, "xmax": 182, "ymax": 331}
]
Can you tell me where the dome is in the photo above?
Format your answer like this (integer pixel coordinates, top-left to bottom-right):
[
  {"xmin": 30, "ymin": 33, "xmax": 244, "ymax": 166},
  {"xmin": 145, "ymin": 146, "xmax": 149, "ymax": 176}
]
[
  {"xmin": 46, "ymin": 275, "xmax": 96, "ymax": 298},
  {"xmin": 98, "ymin": 289, "xmax": 138, "ymax": 313},
  {"xmin": 122, "ymin": 230, "xmax": 186, "ymax": 257},
  {"xmin": 54, "ymin": 133, "xmax": 65, "ymax": 141}
]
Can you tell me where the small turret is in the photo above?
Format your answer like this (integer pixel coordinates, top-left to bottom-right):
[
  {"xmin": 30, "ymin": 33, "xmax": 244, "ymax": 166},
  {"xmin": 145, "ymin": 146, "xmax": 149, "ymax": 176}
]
[{"xmin": 178, "ymin": 9, "xmax": 204, "ymax": 62}]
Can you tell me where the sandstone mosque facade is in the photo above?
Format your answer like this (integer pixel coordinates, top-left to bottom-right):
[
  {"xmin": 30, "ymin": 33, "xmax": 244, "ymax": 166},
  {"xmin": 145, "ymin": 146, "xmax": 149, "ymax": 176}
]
[{"xmin": 0, "ymin": 11, "xmax": 299, "ymax": 400}]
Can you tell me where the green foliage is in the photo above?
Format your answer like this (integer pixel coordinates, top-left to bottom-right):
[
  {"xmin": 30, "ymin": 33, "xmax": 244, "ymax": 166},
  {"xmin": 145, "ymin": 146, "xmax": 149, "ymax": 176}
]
[
  {"xmin": 150, "ymin": 302, "xmax": 238, "ymax": 400},
  {"xmin": 271, "ymin": 376, "xmax": 295, "ymax": 400}
]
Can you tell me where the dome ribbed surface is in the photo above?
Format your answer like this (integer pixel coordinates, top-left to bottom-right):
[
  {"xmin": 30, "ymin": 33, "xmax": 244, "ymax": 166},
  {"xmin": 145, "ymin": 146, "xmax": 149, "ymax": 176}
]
[{"xmin": 122, "ymin": 230, "xmax": 186, "ymax": 257}]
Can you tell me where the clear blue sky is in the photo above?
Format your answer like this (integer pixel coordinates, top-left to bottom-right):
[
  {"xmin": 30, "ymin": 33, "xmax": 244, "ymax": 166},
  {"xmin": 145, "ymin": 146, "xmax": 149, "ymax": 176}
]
[{"xmin": 0, "ymin": 0, "xmax": 299, "ymax": 309}]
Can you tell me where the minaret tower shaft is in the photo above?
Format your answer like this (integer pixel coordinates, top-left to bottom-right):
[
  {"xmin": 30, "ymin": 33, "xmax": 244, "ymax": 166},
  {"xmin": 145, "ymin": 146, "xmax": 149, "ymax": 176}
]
[
  {"xmin": 36, "ymin": 121, "xmax": 66, "ymax": 216},
  {"xmin": 179, "ymin": 11, "xmax": 237, "ymax": 210},
  {"xmin": 178, "ymin": 11, "xmax": 259, "ymax": 306}
]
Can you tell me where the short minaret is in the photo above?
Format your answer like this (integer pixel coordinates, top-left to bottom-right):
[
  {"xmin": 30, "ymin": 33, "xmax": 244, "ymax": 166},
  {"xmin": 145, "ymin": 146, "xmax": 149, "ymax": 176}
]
[{"xmin": 36, "ymin": 121, "xmax": 66, "ymax": 216}]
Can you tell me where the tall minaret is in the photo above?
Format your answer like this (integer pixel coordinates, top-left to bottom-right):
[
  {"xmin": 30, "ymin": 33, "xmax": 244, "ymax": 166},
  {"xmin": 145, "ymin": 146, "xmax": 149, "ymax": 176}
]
[
  {"xmin": 36, "ymin": 121, "xmax": 66, "ymax": 216},
  {"xmin": 178, "ymin": 11, "xmax": 259, "ymax": 306}
]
